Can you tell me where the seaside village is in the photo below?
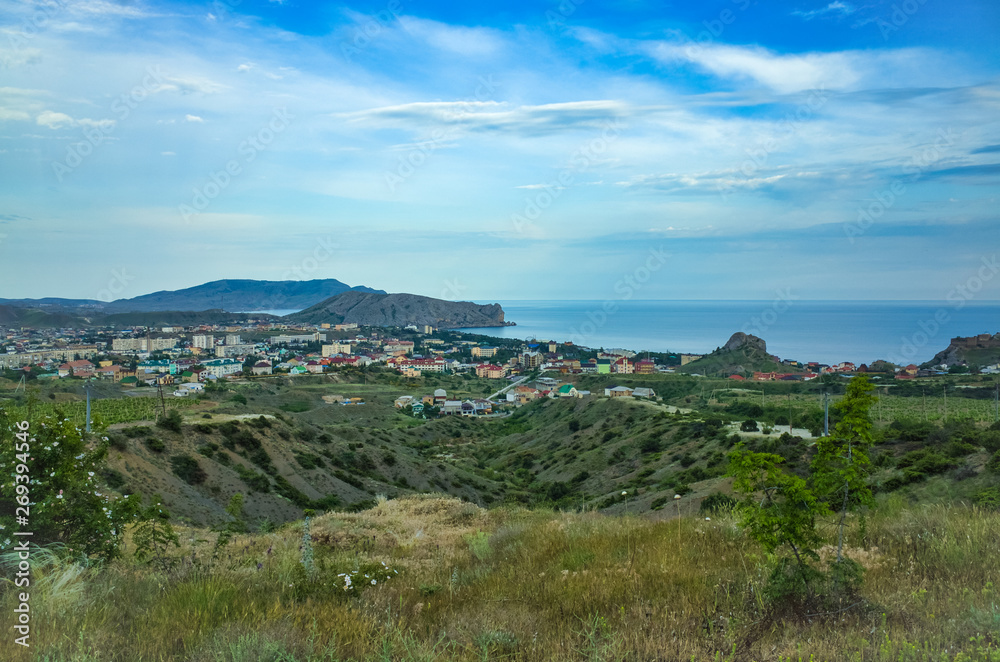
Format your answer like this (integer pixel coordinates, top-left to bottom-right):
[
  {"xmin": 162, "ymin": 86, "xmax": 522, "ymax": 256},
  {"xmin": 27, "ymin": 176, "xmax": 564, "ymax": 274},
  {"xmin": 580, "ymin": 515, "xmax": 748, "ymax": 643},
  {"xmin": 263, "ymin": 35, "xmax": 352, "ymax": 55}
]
[{"xmin": 3, "ymin": 320, "xmax": 998, "ymax": 418}]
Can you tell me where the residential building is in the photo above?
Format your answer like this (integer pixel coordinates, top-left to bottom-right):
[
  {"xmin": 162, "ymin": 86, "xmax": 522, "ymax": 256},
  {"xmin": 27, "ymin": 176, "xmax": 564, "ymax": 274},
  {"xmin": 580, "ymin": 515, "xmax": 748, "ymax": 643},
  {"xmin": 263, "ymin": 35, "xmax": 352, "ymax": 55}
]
[
  {"xmin": 193, "ymin": 334, "xmax": 215, "ymax": 350},
  {"xmin": 322, "ymin": 342, "xmax": 353, "ymax": 357},
  {"xmin": 471, "ymin": 346, "xmax": 498, "ymax": 358},
  {"xmin": 201, "ymin": 358, "xmax": 242, "ymax": 378},
  {"xmin": 604, "ymin": 386, "xmax": 634, "ymax": 398},
  {"xmin": 251, "ymin": 361, "xmax": 273, "ymax": 375}
]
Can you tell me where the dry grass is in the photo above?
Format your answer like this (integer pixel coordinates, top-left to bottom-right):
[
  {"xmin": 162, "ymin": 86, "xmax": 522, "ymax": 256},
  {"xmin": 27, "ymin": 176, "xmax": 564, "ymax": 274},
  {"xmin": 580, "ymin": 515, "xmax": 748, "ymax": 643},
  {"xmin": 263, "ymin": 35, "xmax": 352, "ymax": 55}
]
[{"xmin": 2, "ymin": 494, "xmax": 999, "ymax": 661}]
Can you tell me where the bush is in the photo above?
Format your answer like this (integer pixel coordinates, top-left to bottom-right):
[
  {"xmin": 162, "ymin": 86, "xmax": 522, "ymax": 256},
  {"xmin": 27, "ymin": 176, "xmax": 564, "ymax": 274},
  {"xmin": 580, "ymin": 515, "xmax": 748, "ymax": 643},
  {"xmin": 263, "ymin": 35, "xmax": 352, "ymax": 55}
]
[
  {"xmin": 700, "ymin": 492, "xmax": 737, "ymax": 514},
  {"xmin": 145, "ymin": 437, "xmax": 166, "ymax": 453},
  {"xmin": 170, "ymin": 454, "xmax": 207, "ymax": 485},
  {"xmin": 156, "ymin": 409, "xmax": 183, "ymax": 433},
  {"xmin": 122, "ymin": 426, "xmax": 151, "ymax": 438},
  {"xmin": 0, "ymin": 414, "xmax": 140, "ymax": 560}
]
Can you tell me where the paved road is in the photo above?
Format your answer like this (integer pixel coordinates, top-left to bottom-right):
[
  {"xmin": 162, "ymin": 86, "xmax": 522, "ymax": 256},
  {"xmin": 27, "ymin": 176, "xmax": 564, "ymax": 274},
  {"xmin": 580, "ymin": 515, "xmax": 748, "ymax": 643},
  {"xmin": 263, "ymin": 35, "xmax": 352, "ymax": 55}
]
[{"xmin": 487, "ymin": 374, "xmax": 533, "ymax": 401}]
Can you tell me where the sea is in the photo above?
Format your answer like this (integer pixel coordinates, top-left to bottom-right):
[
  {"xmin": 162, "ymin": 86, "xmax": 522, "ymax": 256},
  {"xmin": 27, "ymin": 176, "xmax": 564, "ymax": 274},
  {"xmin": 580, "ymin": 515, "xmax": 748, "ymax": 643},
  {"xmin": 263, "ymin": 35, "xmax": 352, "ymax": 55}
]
[{"xmin": 455, "ymin": 300, "xmax": 1000, "ymax": 367}]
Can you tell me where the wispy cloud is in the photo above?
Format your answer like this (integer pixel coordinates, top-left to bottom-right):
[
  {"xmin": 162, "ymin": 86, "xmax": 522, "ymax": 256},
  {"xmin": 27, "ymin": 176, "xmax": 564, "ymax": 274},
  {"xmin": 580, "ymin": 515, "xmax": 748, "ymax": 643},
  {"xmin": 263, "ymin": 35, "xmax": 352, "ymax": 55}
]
[{"xmin": 792, "ymin": 2, "xmax": 857, "ymax": 21}]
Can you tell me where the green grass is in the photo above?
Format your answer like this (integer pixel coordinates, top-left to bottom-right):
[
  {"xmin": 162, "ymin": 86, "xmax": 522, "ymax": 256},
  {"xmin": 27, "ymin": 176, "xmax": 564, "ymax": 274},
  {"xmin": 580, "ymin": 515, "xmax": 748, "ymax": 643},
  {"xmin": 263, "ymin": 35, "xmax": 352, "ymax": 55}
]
[{"xmin": 3, "ymin": 495, "xmax": 1000, "ymax": 661}]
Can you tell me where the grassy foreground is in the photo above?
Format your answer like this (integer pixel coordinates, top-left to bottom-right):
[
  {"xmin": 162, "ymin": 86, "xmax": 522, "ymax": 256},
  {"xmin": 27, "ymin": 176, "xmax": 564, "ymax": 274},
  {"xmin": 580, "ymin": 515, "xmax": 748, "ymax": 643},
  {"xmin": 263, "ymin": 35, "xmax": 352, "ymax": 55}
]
[{"xmin": 2, "ymin": 495, "xmax": 999, "ymax": 662}]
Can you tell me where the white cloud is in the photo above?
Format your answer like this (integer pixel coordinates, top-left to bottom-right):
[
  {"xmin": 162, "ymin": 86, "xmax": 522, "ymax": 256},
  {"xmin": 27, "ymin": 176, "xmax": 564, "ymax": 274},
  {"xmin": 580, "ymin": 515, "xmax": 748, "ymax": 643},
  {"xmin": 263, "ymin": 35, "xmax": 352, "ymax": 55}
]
[
  {"xmin": 36, "ymin": 110, "xmax": 76, "ymax": 129},
  {"xmin": 647, "ymin": 42, "xmax": 857, "ymax": 93},
  {"xmin": 396, "ymin": 17, "xmax": 504, "ymax": 56},
  {"xmin": 185, "ymin": 114, "xmax": 205, "ymax": 122},
  {"xmin": 342, "ymin": 100, "xmax": 629, "ymax": 136},
  {"xmin": 36, "ymin": 110, "xmax": 114, "ymax": 130},
  {"xmin": 793, "ymin": 2, "xmax": 857, "ymax": 20}
]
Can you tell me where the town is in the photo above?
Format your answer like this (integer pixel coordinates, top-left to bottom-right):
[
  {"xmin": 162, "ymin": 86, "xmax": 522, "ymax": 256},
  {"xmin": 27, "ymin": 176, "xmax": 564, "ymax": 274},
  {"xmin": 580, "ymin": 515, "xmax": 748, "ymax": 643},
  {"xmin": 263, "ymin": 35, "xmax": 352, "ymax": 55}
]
[{"xmin": 4, "ymin": 318, "xmax": 997, "ymax": 421}]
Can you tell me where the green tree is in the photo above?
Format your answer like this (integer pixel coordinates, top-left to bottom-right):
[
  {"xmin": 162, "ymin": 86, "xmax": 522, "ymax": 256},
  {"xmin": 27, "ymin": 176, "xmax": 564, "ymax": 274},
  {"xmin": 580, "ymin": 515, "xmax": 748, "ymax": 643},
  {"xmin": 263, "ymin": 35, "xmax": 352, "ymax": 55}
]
[
  {"xmin": 131, "ymin": 495, "xmax": 180, "ymax": 570},
  {"xmin": 729, "ymin": 446, "xmax": 828, "ymax": 596},
  {"xmin": 811, "ymin": 374, "xmax": 877, "ymax": 563},
  {"xmin": 0, "ymin": 410, "xmax": 141, "ymax": 561}
]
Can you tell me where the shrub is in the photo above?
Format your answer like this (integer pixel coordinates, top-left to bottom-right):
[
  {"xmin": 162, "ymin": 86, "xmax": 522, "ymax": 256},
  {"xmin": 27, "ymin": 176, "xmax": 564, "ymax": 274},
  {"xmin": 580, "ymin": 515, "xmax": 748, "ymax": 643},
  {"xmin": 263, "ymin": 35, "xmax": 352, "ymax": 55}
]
[
  {"xmin": 145, "ymin": 437, "xmax": 166, "ymax": 453},
  {"xmin": 0, "ymin": 414, "xmax": 140, "ymax": 561},
  {"xmin": 156, "ymin": 409, "xmax": 183, "ymax": 433},
  {"xmin": 741, "ymin": 419, "xmax": 759, "ymax": 432},
  {"xmin": 639, "ymin": 435, "xmax": 661, "ymax": 453},
  {"xmin": 170, "ymin": 454, "xmax": 207, "ymax": 485},
  {"xmin": 700, "ymin": 492, "xmax": 737, "ymax": 514}
]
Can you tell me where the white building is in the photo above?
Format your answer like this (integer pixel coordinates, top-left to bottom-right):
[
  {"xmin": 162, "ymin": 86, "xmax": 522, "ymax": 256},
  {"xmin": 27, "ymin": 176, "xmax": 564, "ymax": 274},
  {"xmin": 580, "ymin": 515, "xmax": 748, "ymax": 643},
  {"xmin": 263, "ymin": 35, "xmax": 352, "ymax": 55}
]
[
  {"xmin": 193, "ymin": 334, "xmax": 215, "ymax": 350},
  {"xmin": 202, "ymin": 358, "xmax": 243, "ymax": 378}
]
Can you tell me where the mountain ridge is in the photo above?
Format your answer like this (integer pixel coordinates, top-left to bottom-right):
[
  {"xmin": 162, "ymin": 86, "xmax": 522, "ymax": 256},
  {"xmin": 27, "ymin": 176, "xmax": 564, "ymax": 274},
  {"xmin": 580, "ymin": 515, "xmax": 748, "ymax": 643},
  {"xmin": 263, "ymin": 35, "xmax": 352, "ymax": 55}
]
[
  {"xmin": 0, "ymin": 278, "xmax": 385, "ymax": 314},
  {"xmin": 289, "ymin": 291, "xmax": 510, "ymax": 328}
]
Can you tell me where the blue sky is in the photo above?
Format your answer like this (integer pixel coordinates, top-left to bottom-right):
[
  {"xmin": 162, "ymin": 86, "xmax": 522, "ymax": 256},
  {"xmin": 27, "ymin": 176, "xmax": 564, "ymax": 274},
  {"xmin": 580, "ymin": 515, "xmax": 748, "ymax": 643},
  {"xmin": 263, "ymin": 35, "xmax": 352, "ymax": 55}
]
[{"xmin": 0, "ymin": 0, "xmax": 998, "ymax": 304}]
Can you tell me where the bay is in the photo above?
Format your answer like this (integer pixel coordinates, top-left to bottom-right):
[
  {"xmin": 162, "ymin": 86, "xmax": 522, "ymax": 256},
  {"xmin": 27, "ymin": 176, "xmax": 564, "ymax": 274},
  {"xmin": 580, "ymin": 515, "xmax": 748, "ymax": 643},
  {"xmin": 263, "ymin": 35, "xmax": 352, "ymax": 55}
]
[{"xmin": 459, "ymin": 300, "xmax": 1000, "ymax": 367}]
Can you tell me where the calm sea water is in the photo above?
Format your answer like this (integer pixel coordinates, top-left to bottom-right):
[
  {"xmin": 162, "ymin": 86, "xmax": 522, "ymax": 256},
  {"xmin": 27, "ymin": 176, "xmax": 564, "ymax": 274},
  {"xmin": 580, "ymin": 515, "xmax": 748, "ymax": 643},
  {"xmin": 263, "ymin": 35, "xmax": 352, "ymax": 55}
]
[{"xmin": 459, "ymin": 300, "xmax": 1000, "ymax": 366}]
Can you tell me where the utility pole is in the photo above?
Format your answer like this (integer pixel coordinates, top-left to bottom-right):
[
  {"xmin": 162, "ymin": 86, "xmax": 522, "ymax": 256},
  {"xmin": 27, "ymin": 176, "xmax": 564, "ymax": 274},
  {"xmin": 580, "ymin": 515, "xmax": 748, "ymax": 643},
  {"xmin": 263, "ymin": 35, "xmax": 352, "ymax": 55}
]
[
  {"xmin": 156, "ymin": 377, "xmax": 167, "ymax": 420},
  {"xmin": 788, "ymin": 393, "xmax": 793, "ymax": 433},
  {"xmin": 84, "ymin": 382, "xmax": 92, "ymax": 433},
  {"xmin": 823, "ymin": 392, "xmax": 830, "ymax": 437}
]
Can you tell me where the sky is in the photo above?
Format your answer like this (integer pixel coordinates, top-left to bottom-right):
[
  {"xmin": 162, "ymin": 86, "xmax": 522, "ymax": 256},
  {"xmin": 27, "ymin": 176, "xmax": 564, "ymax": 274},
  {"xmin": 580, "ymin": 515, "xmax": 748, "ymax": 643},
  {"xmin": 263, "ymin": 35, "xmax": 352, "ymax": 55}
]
[{"xmin": 0, "ymin": 0, "xmax": 998, "ymax": 305}]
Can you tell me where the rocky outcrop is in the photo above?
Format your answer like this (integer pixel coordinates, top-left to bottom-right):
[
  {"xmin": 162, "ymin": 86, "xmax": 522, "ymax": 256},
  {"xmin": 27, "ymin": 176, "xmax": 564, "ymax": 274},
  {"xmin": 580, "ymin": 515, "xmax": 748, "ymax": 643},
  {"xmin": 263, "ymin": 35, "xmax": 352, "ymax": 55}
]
[
  {"xmin": 288, "ymin": 291, "xmax": 510, "ymax": 328},
  {"xmin": 723, "ymin": 332, "xmax": 767, "ymax": 353}
]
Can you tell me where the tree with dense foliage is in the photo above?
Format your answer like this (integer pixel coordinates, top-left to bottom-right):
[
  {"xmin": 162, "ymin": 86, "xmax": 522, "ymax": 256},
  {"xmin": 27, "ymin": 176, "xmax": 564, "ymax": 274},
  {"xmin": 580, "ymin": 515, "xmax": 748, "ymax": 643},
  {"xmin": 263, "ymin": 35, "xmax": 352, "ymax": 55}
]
[{"xmin": 0, "ymin": 409, "xmax": 141, "ymax": 561}]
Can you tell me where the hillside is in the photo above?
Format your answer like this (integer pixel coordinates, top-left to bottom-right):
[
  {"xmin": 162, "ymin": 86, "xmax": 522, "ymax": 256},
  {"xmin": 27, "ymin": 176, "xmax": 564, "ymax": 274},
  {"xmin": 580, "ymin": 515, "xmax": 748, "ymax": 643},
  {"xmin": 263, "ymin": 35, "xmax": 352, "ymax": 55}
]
[
  {"xmin": 0, "ymin": 304, "xmax": 89, "ymax": 328},
  {"xmin": 101, "ymin": 393, "xmax": 733, "ymax": 527},
  {"xmin": 925, "ymin": 332, "xmax": 1000, "ymax": 368},
  {"xmin": 677, "ymin": 332, "xmax": 792, "ymax": 376},
  {"xmin": 0, "ymin": 278, "xmax": 384, "ymax": 314},
  {"xmin": 289, "ymin": 291, "xmax": 510, "ymax": 328}
]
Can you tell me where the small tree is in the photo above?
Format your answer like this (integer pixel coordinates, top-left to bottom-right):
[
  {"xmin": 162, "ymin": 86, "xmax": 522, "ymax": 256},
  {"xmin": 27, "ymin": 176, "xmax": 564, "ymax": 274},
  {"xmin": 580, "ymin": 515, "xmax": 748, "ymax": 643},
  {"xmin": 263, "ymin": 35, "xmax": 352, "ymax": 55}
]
[
  {"xmin": 811, "ymin": 374, "xmax": 877, "ymax": 562},
  {"xmin": 729, "ymin": 446, "xmax": 828, "ymax": 598},
  {"xmin": 132, "ymin": 495, "xmax": 180, "ymax": 571}
]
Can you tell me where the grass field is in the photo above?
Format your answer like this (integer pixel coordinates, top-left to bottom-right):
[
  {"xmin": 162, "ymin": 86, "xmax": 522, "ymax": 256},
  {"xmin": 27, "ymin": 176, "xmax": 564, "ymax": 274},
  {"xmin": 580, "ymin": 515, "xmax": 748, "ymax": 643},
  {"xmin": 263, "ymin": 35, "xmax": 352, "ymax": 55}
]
[{"xmin": 2, "ymin": 494, "xmax": 999, "ymax": 661}]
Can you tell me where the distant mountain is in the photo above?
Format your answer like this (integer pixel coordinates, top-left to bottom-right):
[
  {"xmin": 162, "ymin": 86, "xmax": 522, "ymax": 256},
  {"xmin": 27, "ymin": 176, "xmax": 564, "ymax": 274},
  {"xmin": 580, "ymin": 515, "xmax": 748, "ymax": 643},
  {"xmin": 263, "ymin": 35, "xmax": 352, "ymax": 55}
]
[
  {"xmin": 288, "ymin": 291, "xmax": 510, "ymax": 328},
  {"xmin": 677, "ymin": 332, "xmax": 791, "ymax": 376},
  {"xmin": 0, "ymin": 304, "xmax": 86, "ymax": 328},
  {"xmin": 0, "ymin": 279, "xmax": 384, "ymax": 314}
]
